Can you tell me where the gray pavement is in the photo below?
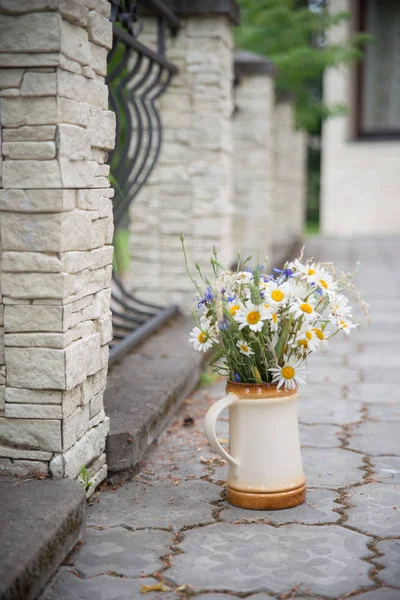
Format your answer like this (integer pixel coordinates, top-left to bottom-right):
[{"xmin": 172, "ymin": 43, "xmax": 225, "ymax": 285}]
[{"xmin": 42, "ymin": 237, "xmax": 400, "ymax": 600}]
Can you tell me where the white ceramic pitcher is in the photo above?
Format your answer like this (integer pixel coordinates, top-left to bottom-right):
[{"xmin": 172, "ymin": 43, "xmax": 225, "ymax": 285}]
[{"xmin": 204, "ymin": 382, "xmax": 306, "ymax": 510}]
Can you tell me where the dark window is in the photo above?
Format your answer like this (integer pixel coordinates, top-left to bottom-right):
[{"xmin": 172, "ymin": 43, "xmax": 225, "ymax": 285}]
[{"xmin": 357, "ymin": 0, "xmax": 400, "ymax": 139}]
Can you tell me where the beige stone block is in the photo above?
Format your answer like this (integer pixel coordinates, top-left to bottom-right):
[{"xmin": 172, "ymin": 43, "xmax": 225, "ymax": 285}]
[
  {"xmin": 98, "ymin": 312, "xmax": 112, "ymax": 345},
  {"xmin": 0, "ymin": 329, "xmax": 4, "ymax": 364},
  {"xmin": 62, "ymin": 246, "xmax": 113, "ymax": 274},
  {"xmin": 89, "ymin": 41, "xmax": 108, "ymax": 76},
  {"xmin": 60, "ymin": 17, "xmax": 90, "ymax": 65},
  {"xmin": 88, "ymin": 389, "xmax": 104, "ymax": 418},
  {"xmin": 62, "ymin": 386, "xmax": 82, "ymax": 418},
  {"xmin": 100, "ymin": 343, "xmax": 109, "ymax": 368},
  {"xmin": 2, "ymin": 159, "xmax": 61, "ymax": 188},
  {"xmin": 87, "ymin": 106, "xmax": 115, "ymax": 149},
  {"xmin": 0, "ymin": 53, "xmax": 60, "ymax": 68},
  {"xmin": 0, "ymin": 68, "xmax": 24, "ymax": 89},
  {"xmin": 0, "ymin": 13, "xmax": 60, "ymax": 53},
  {"xmin": 0, "ymin": 189, "xmax": 74, "ymax": 212},
  {"xmin": 59, "ymin": 0, "xmax": 88, "ymax": 27},
  {"xmin": 3, "ymin": 125, "xmax": 56, "ymax": 142},
  {"xmin": 58, "ymin": 97, "xmax": 90, "ymax": 127},
  {"xmin": 59, "ymin": 157, "xmax": 98, "ymax": 188},
  {"xmin": 57, "ymin": 69, "xmax": 108, "ymax": 109},
  {"xmin": 0, "ymin": 0, "xmax": 58, "ymax": 12},
  {"xmin": 63, "ymin": 403, "xmax": 89, "ymax": 450},
  {"xmin": 0, "ymin": 416, "xmax": 62, "ymax": 451},
  {"xmin": 57, "ymin": 123, "xmax": 91, "ymax": 160},
  {"xmin": 59, "ymin": 53, "xmax": 82, "ymax": 75},
  {"xmin": 88, "ymin": 408, "xmax": 104, "ymax": 429},
  {"xmin": 6, "ymin": 347, "xmax": 66, "ymax": 389},
  {"xmin": 5, "ymin": 403, "xmax": 62, "ymax": 419},
  {"xmin": 5, "ymin": 332, "xmax": 68, "ymax": 349},
  {"xmin": 2, "ymin": 141, "xmax": 56, "ymax": 160},
  {"xmin": 0, "ymin": 366, "xmax": 5, "ymax": 386},
  {"xmin": 0, "ymin": 445, "xmax": 52, "ymax": 461},
  {"xmin": 20, "ymin": 72, "xmax": 57, "ymax": 97},
  {"xmin": 81, "ymin": 366, "xmax": 107, "ymax": 405},
  {"xmin": 65, "ymin": 333, "xmax": 101, "ymax": 389},
  {"xmin": 5, "ymin": 305, "xmax": 63, "ymax": 333},
  {"xmin": 5, "ymin": 387, "xmax": 62, "ymax": 404},
  {"xmin": 87, "ymin": 11, "xmax": 112, "ymax": 49},
  {"xmin": 55, "ymin": 416, "xmax": 109, "ymax": 479},
  {"xmin": 2, "ymin": 251, "xmax": 61, "ymax": 273},
  {"xmin": 2, "ymin": 272, "xmax": 65, "ymax": 300},
  {"xmin": 1, "ymin": 96, "xmax": 58, "ymax": 127},
  {"xmin": 76, "ymin": 187, "xmax": 114, "ymax": 211},
  {"xmin": 0, "ymin": 386, "xmax": 4, "ymax": 412},
  {"xmin": 0, "ymin": 458, "xmax": 48, "ymax": 477}
]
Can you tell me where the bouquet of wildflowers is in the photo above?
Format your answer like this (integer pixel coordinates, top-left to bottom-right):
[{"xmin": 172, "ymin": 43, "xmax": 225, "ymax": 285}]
[{"xmin": 182, "ymin": 236, "xmax": 367, "ymax": 390}]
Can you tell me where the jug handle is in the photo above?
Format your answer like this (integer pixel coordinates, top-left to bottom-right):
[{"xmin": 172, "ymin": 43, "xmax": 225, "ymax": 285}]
[{"xmin": 204, "ymin": 392, "xmax": 239, "ymax": 475}]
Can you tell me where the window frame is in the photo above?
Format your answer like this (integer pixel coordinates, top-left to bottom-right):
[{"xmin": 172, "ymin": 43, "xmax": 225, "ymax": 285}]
[{"xmin": 355, "ymin": 0, "xmax": 400, "ymax": 141}]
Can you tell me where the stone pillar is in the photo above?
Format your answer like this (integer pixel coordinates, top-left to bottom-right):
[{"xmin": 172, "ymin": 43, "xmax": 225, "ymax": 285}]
[
  {"xmin": 129, "ymin": 1, "xmax": 240, "ymax": 310},
  {"xmin": 272, "ymin": 94, "xmax": 307, "ymax": 265},
  {"xmin": 0, "ymin": 0, "xmax": 116, "ymax": 492},
  {"xmin": 232, "ymin": 51, "xmax": 275, "ymax": 267}
]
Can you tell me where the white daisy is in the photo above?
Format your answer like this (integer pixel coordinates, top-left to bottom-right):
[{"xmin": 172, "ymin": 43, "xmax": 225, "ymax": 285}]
[
  {"xmin": 234, "ymin": 301, "xmax": 269, "ymax": 332},
  {"xmin": 293, "ymin": 327, "xmax": 318, "ymax": 353},
  {"xmin": 269, "ymin": 356, "xmax": 307, "ymax": 390},
  {"xmin": 227, "ymin": 299, "xmax": 241, "ymax": 317},
  {"xmin": 236, "ymin": 339, "xmax": 254, "ymax": 356},
  {"xmin": 264, "ymin": 304, "xmax": 280, "ymax": 332},
  {"xmin": 290, "ymin": 299, "xmax": 319, "ymax": 321},
  {"xmin": 312, "ymin": 326, "xmax": 330, "ymax": 349},
  {"xmin": 329, "ymin": 296, "xmax": 352, "ymax": 319},
  {"xmin": 188, "ymin": 317, "xmax": 214, "ymax": 352},
  {"xmin": 311, "ymin": 268, "xmax": 338, "ymax": 296},
  {"xmin": 263, "ymin": 281, "xmax": 290, "ymax": 307},
  {"xmin": 335, "ymin": 317, "xmax": 358, "ymax": 336}
]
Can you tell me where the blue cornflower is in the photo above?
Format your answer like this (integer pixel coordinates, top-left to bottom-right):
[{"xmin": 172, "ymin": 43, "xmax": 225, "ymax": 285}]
[
  {"xmin": 227, "ymin": 294, "xmax": 236, "ymax": 303},
  {"xmin": 234, "ymin": 372, "xmax": 241, "ymax": 383},
  {"xmin": 197, "ymin": 286, "xmax": 214, "ymax": 309},
  {"xmin": 219, "ymin": 317, "xmax": 230, "ymax": 331}
]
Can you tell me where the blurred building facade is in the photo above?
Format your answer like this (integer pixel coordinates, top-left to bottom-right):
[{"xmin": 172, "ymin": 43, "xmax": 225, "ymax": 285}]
[{"xmin": 321, "ymin": 0, "xmax": 400, "ymax": 235}]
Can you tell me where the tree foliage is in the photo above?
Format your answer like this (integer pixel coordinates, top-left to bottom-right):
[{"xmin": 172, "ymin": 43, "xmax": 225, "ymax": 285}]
[{"xmin": 235, "ymin": 0, "xmax": 370, "ymax": 132}]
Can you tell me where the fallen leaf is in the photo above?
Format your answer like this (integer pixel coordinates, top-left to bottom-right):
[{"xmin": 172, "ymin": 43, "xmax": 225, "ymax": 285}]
[{"xmin": 141, "ymin": 583, "xmax": 172, "ymax": 594}]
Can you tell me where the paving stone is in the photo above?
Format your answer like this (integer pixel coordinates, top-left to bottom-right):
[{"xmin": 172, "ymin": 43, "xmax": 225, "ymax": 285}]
[
  {"xmin": 299, "ymin": 424, "xmax": 342, "ymax": 447},
  {"xmin": 374, "ymin": 540, "xmax": 400, "ymax": 588},
  {"xmin": 352, "ymin": 589, "xmax": 400, "ymax": 600},
  {"xmin": 87, "ymin": 479, "xmax": 220, "ymax": 529},
  {"xmin": 346, "ymin": 483, "xmax": 400, "ymax": 536},
  {"xmin": 347, "ymin": 422, "xmax": 400, "ymax": 456},
  {"xmin": 44, "ymin": 572, "xmax": 179, "ymax": 600},
  {"xmin": 349, "ymin": 353, "xmax": 400, "ymax": 369},
  {"xmin": 245, "ymin": 594, "xmax": 275, "ymax": 600},
  {"xmin": 298, "ymin": 394, "xmax": 362, "ymax": 425},
  {"xmin": 166, "ymin": 523, "xmax": 373, "ymax": 597},
  {"xmin": 305, "ymin": 366, "xmax": 361, "ymax": 385},
  {"xmin": 347, "ymin": 384, "xmax": 399, "ymax": 404},
  {"xmin": 367, "ymin": 404, "xmax": 400, "ymax": 421},
  {"xmin": 220, "ymin": 488, "xmax": 340, "ymax": 524},
  {"xmin": 302, "ymin": 447, "xmax": 365, "ymax": 488},
  {"xmin": 195, "ymin": 595, "xmax": 242, "ymax": 600},
  {"xmin": 372, "ymin": 456, "xmax": 400, "ymax": 484},
  {"xmin": 73, "ymin": 527, "xmax": 171, "ymax": 577}
]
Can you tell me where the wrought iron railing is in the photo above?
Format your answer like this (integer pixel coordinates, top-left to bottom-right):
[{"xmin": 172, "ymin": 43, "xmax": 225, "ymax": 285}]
[{"xmin": 107, "ymin": 0, "xmax": 180, "ymax": 364}]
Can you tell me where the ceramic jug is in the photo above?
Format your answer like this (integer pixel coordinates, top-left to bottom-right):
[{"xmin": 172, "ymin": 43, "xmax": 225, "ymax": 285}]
[{"xmin": 204, "ymin": 381, "xmax": 306, "ymax": 510}]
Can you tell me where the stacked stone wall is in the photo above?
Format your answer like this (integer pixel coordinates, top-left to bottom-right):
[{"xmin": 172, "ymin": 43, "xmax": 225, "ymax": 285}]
[
  {"xmin": 128, "ymin": 15, "xmax": 235, "ymax": 311},
  {"xmin": 272, "ymin": 98, "xmax": 307, "ymax": 265},
  {"xmin": 0, "ymin": 0, "xmax": 115, "ymax": 492},
  {"xmin": 232, "ymin": 71, "xmax": 274, "ymax": 267}
]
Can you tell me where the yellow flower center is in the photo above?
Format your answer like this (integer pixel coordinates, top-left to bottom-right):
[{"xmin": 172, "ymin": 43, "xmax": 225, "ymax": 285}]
[
  {"xmin": 308, "ymin": 268, "xmax": 315, "ymax": 276},
  {"xmin": 264, "ymin": 304, "xmax": 269, "ymax": 310},
  {"xmin": 282, "ymin": 366, "xmax": 295, "ymax": 380},
  {"xmin": 340, "ymin": 320, "xmax": 348, "ymax": 328},
  {"xmin": 198, "ymin": 332, "xmax": 207, "ymax": 343},
  {"xmin": 319, "ymin": 279, "xmax": 328, "ymax": 289},
  {"xmin": 246, "ymin": 310, "xmax": 261, "ymax": 325},
  {"xmin": 240, "ymin": 344, "xmax": 248, "ymax": 353},
  {"xmin": 271, "ymin": 290, "xmax": 284, "ymax": 302},
  {"xmin": 313, "ymin": 328, "xmax": 325, "ymax": 340},
  {"xmin": 300, "ymin": 303, "xmax": 313, "ymax": 314},
  {"xmin": 298, "ymin": 339, "xmax": 308, "ymax": 348},
  {"xmin": 229, "ymin": 304, "xmax": 240, "ymax": 316},
  {"xmin": 272, "ymin": 313, "xmax": 277, "ymax": 323},
  {"xmin": 306, "ymin": 331, "xmax": 313, "ymax": 340}
]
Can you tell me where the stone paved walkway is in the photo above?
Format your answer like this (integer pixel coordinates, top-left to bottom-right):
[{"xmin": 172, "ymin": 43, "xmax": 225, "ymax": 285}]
[{"xmin": 42, "ymin": 237, "xmax": 400, "ymax": 600}]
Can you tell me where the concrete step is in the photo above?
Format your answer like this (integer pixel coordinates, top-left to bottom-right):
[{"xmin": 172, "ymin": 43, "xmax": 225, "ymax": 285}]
[
  {"xmin": 105, "ymin": 315, "xmax": 205, "ymax": 477},
  {"xmin": 0, "ymin": 477, "xmax": 85, "ymax": 600}
]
